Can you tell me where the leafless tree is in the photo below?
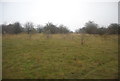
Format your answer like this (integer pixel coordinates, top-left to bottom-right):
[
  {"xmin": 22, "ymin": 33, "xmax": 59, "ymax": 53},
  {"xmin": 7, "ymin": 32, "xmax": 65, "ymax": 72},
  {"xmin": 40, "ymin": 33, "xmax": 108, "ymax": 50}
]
[
  {"xmin": 24, "ymin": 22, "xmax": 34, "ymax": 39},
  {"xmin": 80, "ymin": 30, "xmax": 86, "ymax": 45}
]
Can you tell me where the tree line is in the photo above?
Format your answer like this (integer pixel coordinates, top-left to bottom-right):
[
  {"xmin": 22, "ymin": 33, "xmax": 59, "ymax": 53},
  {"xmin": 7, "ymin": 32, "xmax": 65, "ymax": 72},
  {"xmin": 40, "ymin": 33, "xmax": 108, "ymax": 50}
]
[
  {"xmin": 1, "ymin": 22, "xmax": 71, "ymax": 34},
  {"xmin": 76, "ymin": 21, "xmax": 120, "ymax": 35},
  {"xmin": 0, "ymin": 21, "xmax": 120, "ymax": 35}
]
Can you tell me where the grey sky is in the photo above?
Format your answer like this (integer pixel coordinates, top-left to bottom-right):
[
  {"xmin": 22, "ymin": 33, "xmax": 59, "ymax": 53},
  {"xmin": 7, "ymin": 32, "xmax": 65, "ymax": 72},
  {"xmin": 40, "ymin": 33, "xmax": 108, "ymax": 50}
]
[{"xmin": 0, "ymin": 0, "xmax": 119, "ymax": 31}]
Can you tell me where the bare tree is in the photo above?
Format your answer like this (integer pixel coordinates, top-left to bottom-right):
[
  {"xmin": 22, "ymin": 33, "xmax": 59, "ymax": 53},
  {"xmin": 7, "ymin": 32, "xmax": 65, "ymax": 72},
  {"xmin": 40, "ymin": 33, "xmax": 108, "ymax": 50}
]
[
  {"xmin": 45, "ymin": 29, "xmax": 51, "ymax": 39},
  {"xmin": 24, "ymin": 22, "xmax": 34, "ymax": 39},
  {"xmin": 80, "ymin": 30, "xmax": 86, "ymax": 45}
]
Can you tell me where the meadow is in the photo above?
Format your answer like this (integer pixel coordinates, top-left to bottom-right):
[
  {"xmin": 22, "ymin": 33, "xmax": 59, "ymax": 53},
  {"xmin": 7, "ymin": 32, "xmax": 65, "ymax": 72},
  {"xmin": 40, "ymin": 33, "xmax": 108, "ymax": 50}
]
[{"xmin": 2, "ymin": 34, "xmax": 118, "ymax": 79}]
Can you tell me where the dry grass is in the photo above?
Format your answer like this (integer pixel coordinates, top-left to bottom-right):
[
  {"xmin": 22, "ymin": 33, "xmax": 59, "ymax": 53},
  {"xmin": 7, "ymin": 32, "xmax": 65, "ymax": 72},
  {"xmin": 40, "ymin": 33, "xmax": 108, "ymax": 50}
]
[{"xmin": 2, "ymin": 33, "xmax": 118, "ymax": 79}]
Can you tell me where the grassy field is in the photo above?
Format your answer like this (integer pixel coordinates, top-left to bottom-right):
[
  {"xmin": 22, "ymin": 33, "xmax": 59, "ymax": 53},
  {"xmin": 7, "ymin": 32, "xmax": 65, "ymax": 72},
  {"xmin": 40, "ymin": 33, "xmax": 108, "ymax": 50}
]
[{"xmin": 2, "ymin": 34, "xmax": 118, "ymax": 79}]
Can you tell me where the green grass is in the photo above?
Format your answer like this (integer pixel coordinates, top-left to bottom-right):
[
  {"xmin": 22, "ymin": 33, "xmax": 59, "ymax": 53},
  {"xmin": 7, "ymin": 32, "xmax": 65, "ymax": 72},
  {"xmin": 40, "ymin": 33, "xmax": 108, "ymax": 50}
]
[{"xmin": 2, "ymin": 34, "xmax": 118, "ymax": 79}]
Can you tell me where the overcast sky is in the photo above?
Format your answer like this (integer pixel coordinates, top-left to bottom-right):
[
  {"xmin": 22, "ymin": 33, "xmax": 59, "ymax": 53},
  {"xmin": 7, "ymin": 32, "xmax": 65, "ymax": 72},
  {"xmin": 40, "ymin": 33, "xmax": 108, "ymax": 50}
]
[{"xmin": 0, "ymin": 0, "xmax": 119, "ymax": 31}]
